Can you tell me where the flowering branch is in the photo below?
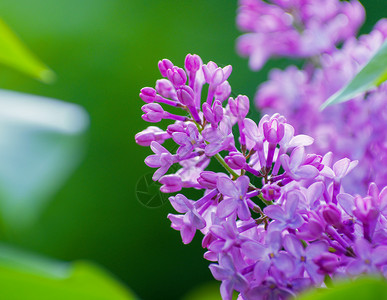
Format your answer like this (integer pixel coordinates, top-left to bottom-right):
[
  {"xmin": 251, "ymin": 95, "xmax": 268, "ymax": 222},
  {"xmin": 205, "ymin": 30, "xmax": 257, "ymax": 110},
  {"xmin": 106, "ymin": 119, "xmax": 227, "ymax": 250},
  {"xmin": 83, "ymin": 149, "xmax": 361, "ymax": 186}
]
[{"xmin": 135, "ymin": 52, "xmax": 387, "ymax": 300}]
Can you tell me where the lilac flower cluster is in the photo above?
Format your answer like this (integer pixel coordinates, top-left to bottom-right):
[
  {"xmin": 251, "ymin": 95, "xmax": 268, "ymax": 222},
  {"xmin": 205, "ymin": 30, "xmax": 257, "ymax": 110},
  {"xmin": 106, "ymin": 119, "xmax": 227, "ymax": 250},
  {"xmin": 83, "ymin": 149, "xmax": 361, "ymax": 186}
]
[
  {"xmin": 237, "ymin": 0, "xmax": 387, "ymax": 195},
  {"xmin": 135, "ymin": 55, "xmax": 387, "ymax": 299},
  {"xmin": 237, "ymin": 0, "xmax": 365, "ymax": 70}
]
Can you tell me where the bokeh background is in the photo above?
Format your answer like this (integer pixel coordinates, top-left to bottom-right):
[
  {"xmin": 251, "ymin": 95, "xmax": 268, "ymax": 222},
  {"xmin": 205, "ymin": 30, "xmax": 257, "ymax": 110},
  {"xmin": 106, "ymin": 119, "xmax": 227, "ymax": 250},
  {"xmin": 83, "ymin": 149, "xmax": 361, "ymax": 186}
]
[{"xmin": 0, "ymin": 1, "xmax": 385, "ymax": 299}]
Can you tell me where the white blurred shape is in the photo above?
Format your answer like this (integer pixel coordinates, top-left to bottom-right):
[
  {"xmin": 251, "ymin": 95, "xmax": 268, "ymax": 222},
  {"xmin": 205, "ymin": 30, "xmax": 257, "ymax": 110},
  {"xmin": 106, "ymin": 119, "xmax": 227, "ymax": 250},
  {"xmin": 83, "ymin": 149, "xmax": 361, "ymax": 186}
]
[
  {"xmin": 0, "ymin": 89, "xmax": 89, "ymax": 231},
  {"xmin": 0, "ymin": 89, "xmax": 88, "ymax": 134}
]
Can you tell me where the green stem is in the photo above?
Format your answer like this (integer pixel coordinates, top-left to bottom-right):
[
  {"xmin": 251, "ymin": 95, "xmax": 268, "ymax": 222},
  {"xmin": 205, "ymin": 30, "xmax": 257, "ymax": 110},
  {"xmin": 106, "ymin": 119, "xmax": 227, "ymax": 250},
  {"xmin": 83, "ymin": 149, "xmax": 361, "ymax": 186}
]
[
  {"xmin": 324, "ymin": 275, "xmax": 333, "ymax": 288},
  {"xmin": 257, "ymin": 194, "xmax": 271, "ymax": 207},
  {"xmin": 214, "ymin": 153, "xmax": 239, "ymax": 178}
]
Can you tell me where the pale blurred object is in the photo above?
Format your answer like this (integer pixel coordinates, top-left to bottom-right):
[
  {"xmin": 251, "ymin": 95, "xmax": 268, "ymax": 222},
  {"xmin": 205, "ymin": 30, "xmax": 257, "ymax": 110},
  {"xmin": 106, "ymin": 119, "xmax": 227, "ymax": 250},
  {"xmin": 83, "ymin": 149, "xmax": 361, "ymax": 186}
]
[{"xmin": 0, "ymin": 89, "xmax": 89, "ymax": 230}]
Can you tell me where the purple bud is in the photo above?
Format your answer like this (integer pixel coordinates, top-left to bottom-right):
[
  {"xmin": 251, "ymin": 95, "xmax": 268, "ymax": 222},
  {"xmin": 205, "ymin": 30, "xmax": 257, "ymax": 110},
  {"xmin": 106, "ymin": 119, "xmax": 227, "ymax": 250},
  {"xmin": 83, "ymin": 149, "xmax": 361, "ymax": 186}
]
[
  {"xmin": 184, "ymin": 54, "xmax": 201, "ymax": 72},
  {"xmin": 202, "ymin": 102, "xmax": 212, "ymax": 122},
  {"xmin": 225, "ymin": 152, "xmax": 246, "ymax": 169},
  {"xmin": 296, "ymin": 212, "xmax": 325, "ymax": 241},
  {"xmin": 159, "ymin": 175, "xmax": 183, "ymax": 193},
  {"xmin": 135, "ymin": 126, "xmax": 170, "ymax": 146},
  {"xmin": 322, "ymin": 204, "xmax": 342, "ymax": 227},
  {"xmin": 214, "ymin": 81, "xmax": 231, "ymax": 102},
  {"xmin": 313, "ymin": 253, "xmax": 341, "ymax": 274},
  {"xmin": 158, "ymin": 59, "xmax": 174, "ymax": 77},
  {"xmin": 167, "ymin": 67, "xmax": 187, "ymax": 88},
  {"xmin": 156, "ymin": 79, "xmax": 176, "ymax": 100},
  {"xmin": 167, "ymin": 123, "xmax": 185, "ymax": 135},
  {"xmin": 261, "ymin": 183, "xmax": 281, "ymax": 201},
  {"xmin": 212, "ymin": 101, "xmax": 224, "ymax": 123},
  {"xmin": 139, "ymin": 87, "xmax": 157, "ymax": 103},
  {"xmin": 198, "ymin": 171, "xmax": 225, "ymax": 189},
  {"xmin": 228, "ymin": 95, "xmax": 250, "ymax": 119},
  {"xmin": 177, "ymin": 86, "xmax": 195, "ymax": 106},
  {"xmin": 262, "ymin": 115, "xmax": 285, "ymax": 144},
  {"xmin": 141, "ymin": 103, "xmax": 165, "ymax": 123},
  {"xmin": 203, "ymin": 100, "xmax": 224, "ymax": 126}
]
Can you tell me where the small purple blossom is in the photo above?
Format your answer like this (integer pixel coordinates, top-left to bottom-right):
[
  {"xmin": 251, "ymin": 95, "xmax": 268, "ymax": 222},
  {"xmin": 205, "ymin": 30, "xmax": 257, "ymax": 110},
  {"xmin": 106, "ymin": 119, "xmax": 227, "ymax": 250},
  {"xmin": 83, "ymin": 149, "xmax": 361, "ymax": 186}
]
[
  {"xmin": 346, "ymin": 238, "xmax": 387, "ymax": 276},
  {"xmin": 217, "ymin": 176, "xmax": 251, "ymax": 221},
  {"xmin": 144, "ymin": 141, "xmax": 177, "ymax": 181},
  {"xmin": 172, "ymin": 123, "xmax": 201, "ymax": 158},
  {"xmin": 283, "ymin": 235, "xmax": 327, "ymax": 284},
  {"xmin": 202, "ymin": 62, "xmax": 232, "ymax": 87},
  {"xmin": 264, "ymin": 194, "xmax": 304, "ymax": 231},
  {"xmin": 209, "ymin": 254, "xmax": 249, "ymax": 300},
  {"xmin": 202, "ymin": 116, "xmax": 234, "ymax": 156},
  {"xmin": 281, "ymin": 146, "xmax": 320, "ymax": 181},
  {"xmin": 168, "ymin": 194, "xmax": 206, "ymax": 244}
]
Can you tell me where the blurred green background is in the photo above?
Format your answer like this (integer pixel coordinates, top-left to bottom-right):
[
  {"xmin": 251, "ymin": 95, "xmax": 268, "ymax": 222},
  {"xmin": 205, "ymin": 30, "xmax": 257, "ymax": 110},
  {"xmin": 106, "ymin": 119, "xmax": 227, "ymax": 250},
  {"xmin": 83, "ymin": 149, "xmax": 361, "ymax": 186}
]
[{"xmin": 0, "ymin": 1, "xmax": 384, "ymax": 299}]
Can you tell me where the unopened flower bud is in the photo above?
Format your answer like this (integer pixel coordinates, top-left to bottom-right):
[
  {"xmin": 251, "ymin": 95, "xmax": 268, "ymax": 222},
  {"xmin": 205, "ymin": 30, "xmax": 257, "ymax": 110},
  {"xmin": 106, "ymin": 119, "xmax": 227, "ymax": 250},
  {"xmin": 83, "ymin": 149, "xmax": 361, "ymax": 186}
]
[
  {"xmin": 159, "ymin": 175, "xmax": 183, "ymax": 193},
  {"xmin": 197, "ymin": 171, "xmax": 227, "ymax": 189},
  {"xmin": 314, "ymin": 253, "xmax": 341, "ymax": 274},
  {"xmin": 185, "ymin": 54, "xmax": 202, "ymax": 73},
  {"xmin": 141, "ymin": 103, "xmax": 165, "ymax": 123},
  {"xmin": 167, "ymin": 123, "xmax": 186, "ymax": 135},
  {"xmin": 215, "ymin": 81, "xmax": 231, "ymax": 102},
  {"xmin": 158, "ymin": 59, "xmax": 174, "ymax": 77},
  {"xmin": 228, "ymin": 95, "xmax": 250, "ymax": 119},
  {"xmin": 167, "ymin": 66, "xmax": 187, "ymax": 88},
  {"xmin": 139, "ymin": 87, "xmax": 157, "ymax": 103},
  {"xmin": 262, "ymin": 114, "xmax": 285, "ymax": 144},
  {"xmin": 203, "ymin": 100, "xmax": 223, "ymax": 125},
  {"xmin": 225, "ymin": 152, "xmax": 246, "ymax": 169},
  {"xmin": 156, "ymin": 79, "xmax": 176, "ymax": 99},
  {"xmin": 322, "ymin": 204, "xmax": 342, "ymax": 227},
  {"xmin": 135, "ymin": 126, "xmax": 169, "ymax": 146},
  {"xmin": 177, "ymin": 86, "xmax": 195, "ymax": 106}
]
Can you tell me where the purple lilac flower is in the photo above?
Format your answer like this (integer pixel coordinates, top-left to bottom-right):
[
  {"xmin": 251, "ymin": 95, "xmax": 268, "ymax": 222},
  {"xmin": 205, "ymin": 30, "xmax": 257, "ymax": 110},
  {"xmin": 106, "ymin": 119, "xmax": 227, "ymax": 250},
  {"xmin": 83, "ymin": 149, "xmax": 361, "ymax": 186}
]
[
  {"xmin": 283, "ymin": 234, "xmax": 327, "ymax": 284},
  {"xmin": 209, "ymin": 254, "xmax": 249, "ymax": 300},
  {"xmin": 217, "ymin": 176, "xmax": 251, "ymax": 221},
  {"xmin": 144, "ymin": 141, "xmax": 177, "ymax": 181},
  {"xmin": 172, "ymin": 123, "xmax": 202, "ymax": 158},
  {"xmin": 168, "ymin": 194, "xmax": 206, "ymax": 244},
  {"xmin": 136, "ymin": 54, "xmax": 387, "ymax": 299},
  {"xmin": 239, "ymin": 1, "xmax": 387, "ymax": 195},
  {"xmin": 264, "ymin": 195, "xmax": 304, "ymax": 231},
  {"xmin": 202, "ymin": 116, "xmax": 235, "ymax": 156},
  {"xmin": 346, "ymin": 238, "xmax": 387, "ymax": 276}
]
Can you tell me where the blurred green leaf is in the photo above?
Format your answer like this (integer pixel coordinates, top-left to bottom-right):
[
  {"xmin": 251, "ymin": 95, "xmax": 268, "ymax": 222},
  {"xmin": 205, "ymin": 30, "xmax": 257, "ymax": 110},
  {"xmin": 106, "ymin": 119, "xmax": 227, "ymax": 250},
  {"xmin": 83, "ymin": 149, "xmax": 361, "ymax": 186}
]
[
  {"xmin": 0, "ymin": 243, "xmax": 136, "ymax": 299},
  {"xmin": 298, "ymin": 276, "xmax": 387, "ymax": 300},
  {"xmin": 183, "ymin": 282, "xmax": 238, "ymax": 300},
  {"xmin": 0, "ymin": 89, "xmax": 89, "ymax": 231},
  {"xmin": 320, "ymin": 39, "xmax": 387, "ymax": 110},
  {"xmin": 0, "ymin": 18, "xmax": 55, "ymax": 83}
]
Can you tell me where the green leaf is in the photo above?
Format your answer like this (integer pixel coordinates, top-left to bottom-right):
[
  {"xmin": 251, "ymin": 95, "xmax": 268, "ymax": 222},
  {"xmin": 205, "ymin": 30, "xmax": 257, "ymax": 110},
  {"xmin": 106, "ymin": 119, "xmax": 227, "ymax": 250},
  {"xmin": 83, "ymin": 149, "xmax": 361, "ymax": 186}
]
[
  {"xmin": 0, "ymin": 18, "xmax": 55, "ymax": 83},
  {"xmin": 182, "ymin": 282, "xmax": 238, "ymax": 300},
  {"xmin": 298, "ymin": 276, "xmax": 387, "ymax": 300},
  {"xmin": 0, "ymin": 89, "xmax": 89, "ymax": 231},
  {"xmin": 0, "ymin": 243, "xmax": 137, "ymax": 300},
  {"xmin": 320, "ymin": 39, "xmax": 387, "ymax": 110}
]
